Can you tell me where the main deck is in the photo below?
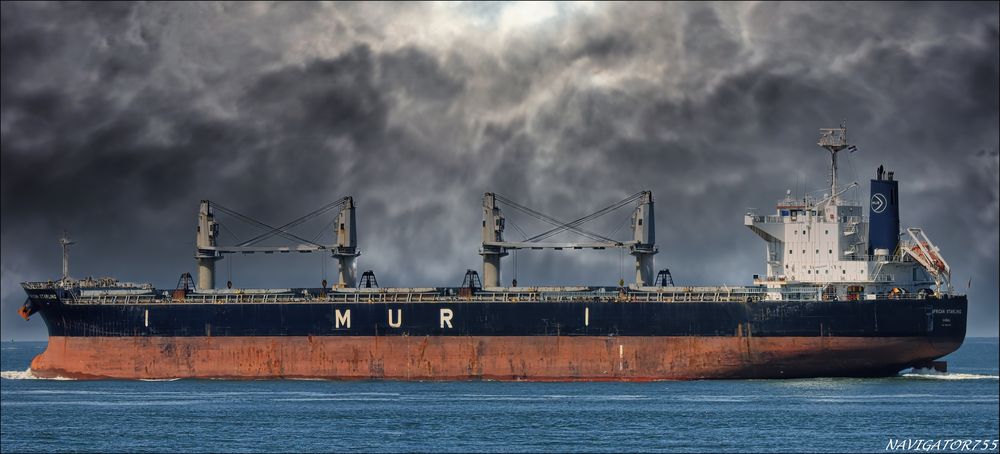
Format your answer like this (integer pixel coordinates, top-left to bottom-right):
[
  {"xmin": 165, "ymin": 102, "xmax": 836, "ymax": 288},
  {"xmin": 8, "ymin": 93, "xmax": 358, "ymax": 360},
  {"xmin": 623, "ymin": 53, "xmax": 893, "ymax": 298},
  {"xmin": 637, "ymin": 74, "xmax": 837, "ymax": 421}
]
[{"xmin": 23, "ymin": 280, "xmax": 940, "ymax": 306}]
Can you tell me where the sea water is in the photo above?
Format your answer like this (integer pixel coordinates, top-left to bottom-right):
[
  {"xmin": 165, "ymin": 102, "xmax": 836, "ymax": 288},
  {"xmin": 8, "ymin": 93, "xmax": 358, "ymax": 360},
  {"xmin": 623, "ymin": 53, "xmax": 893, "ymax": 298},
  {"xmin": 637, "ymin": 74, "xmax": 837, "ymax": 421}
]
[{"xmin": 2, "ymin": 339, "xmax": 998, "ymax": 453}]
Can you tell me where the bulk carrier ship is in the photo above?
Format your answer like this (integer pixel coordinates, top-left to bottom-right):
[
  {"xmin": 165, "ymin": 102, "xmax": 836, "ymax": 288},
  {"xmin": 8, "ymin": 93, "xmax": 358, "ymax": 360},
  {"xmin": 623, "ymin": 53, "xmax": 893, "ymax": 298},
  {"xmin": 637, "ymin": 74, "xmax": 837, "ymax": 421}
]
[{"xmin": 18, "ymin": 126, "xmax": 967, "ymax": 380}]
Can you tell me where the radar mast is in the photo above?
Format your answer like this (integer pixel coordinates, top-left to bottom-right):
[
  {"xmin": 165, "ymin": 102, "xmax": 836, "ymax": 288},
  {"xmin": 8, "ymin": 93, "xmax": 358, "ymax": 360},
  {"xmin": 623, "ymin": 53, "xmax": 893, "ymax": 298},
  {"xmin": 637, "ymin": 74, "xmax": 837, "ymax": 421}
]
[{"xmin": 817, "ymin": 123, "xmax": 851, "ymax": 205}]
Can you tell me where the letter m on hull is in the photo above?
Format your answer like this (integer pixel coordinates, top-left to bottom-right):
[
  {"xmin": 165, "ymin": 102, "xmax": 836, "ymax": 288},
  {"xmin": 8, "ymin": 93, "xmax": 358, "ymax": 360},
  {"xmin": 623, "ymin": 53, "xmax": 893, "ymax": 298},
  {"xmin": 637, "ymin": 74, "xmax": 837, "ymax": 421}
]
[{"xmin": 335, "ymin": 309, "xmax": 351, "ymax": 329}]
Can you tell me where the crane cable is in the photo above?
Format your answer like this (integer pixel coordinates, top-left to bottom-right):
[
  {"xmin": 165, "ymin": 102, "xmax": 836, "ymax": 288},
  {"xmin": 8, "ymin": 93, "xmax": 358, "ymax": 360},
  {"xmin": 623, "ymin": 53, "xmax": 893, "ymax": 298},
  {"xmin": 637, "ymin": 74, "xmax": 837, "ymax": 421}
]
[
  {"xmin": 211, "ymin": 201, "xmax": 335, "ymax": 248},
  {"xmin": 492, "ymin": 194, "xmax": 609, "ymax": 243},
  {"xmin": 493, "ymin": 193, "xmax": 637, "ymax": 244},
  {"xmin": 211, "ymin": 203, "xmax": 318, "ymax": 246},
  {"xmin": 231, "ymin": 197, "xmax": 348, "ymax": 247},
  {"xmin": 527, "ymin": 192, "xmax": 644, "ymax": 243}
]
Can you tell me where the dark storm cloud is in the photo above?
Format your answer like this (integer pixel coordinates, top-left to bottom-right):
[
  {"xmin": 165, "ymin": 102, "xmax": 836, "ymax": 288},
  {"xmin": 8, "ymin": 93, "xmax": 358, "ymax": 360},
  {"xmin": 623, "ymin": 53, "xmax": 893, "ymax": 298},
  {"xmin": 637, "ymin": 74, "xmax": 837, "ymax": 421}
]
[
  {"xmin": 381, "ymin": 46, "xmax": 466, "ymax": 100},
  {"xmin": 2, "ymin": 2, "xmax": 997, "ymax": 339}
]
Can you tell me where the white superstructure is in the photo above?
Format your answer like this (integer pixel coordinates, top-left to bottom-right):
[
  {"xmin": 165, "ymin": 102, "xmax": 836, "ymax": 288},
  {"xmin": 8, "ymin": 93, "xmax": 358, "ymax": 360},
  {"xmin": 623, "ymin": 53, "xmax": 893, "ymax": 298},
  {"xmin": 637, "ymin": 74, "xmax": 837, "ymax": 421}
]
[{"xmin": 744, "ymin": 125, "xmax": 952, "ymax": 301}]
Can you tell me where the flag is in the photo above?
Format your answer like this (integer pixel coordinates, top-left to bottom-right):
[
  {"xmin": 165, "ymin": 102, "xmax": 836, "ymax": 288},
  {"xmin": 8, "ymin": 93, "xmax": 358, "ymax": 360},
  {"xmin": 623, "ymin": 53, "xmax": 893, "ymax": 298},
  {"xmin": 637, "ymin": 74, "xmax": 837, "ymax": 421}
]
[{"xmin": 848, "ymin": 145, "xmax": 858, "ymax": 153}]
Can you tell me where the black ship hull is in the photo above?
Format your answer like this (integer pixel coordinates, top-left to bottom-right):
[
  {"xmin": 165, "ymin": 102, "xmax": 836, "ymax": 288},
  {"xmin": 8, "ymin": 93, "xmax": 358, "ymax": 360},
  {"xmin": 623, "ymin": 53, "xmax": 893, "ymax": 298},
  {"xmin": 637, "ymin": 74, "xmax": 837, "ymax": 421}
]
[{"xmin": 21, "ymin": 289, "xmax": 967, "ymax": 380}]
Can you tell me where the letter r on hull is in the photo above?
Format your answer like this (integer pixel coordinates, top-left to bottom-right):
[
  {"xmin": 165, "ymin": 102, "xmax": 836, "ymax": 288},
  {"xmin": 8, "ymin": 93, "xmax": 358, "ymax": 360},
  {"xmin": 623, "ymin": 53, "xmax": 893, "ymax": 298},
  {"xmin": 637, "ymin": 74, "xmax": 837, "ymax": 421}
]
[{"xmin": 440, "ymin": 308, "xmax": 453, "ymax": 329}]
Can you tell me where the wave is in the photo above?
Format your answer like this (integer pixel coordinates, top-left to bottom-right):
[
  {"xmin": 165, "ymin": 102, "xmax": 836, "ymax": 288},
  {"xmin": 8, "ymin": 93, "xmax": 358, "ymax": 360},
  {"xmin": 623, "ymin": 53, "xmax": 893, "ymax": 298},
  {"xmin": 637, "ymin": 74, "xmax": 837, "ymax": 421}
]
[
  {"xmin": 901, "ymin": 372, "xmax": 999, "ymax": 380},
  {"xmin": 452, "ymin": 393, "xmax": 647, "ymax": 400},
  {"xmin": 0, "ymin": 369, "xmax": 74, "ymax": 381},
  {"xmin": 270, "ymin": 394, "xmax": 651, "ymax": 403},
  {"xmin": 272, "ymin": 397, "xmax": 398, "ymax": 402},
  {"xmin": 809, "ymin": 397, "xmax": 996, "ymax": 403},
  {"xmin": 2, "ymin": 400, "xmax": 208, "ymax": 407},
  {"xmin": 675, "ymin": 396, "xmax": 751, "ymax": 403},
  {"xmin": 18, "ymin": 390, "xmax": 109, "ymax": 395},
  {"xmin": 280, "ymin": 392, "xmax": 402, "ymax": 397}
]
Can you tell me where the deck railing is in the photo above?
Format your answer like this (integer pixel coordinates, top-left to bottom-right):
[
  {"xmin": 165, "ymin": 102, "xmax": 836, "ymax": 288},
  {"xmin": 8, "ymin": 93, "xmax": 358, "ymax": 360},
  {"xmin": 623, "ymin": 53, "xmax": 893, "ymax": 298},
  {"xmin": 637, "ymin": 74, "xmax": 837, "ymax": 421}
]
[
  {"xmin": 48, "ymin": 286, "xmax": 942, "ymax": 305},
  {"xmin": 25, "ymin": 281, "xmax": 932, "ymax": 306}
]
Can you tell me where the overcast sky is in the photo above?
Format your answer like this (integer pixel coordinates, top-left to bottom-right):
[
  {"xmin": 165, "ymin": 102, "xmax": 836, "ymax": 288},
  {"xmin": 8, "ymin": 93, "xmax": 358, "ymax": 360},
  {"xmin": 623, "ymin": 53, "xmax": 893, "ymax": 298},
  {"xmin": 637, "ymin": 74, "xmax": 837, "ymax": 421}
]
[{"xmin": 2, "ymin": 1, "xmax": 997, "ymax": 340}]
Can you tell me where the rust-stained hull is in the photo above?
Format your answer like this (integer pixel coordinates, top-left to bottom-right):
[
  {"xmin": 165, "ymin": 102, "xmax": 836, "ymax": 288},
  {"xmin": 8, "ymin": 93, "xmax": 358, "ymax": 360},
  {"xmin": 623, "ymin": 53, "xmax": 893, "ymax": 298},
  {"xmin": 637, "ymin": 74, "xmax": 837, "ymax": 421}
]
[
  {"xmin": 31, "ymin": 335, "xmax": 962, "ymax": 381},
  {"xmin": 21, "ymin": 292, "xmax": 968, "ymax": 380}
]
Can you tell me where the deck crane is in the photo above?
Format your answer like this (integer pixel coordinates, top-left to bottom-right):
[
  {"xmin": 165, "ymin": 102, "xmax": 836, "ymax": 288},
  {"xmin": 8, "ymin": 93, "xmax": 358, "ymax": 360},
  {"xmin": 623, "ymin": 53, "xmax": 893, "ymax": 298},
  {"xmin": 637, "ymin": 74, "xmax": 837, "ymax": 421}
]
[
  {"xmin": 480, "ymin": 191, "xmax": 658, "ymax": 287},
  {"xmin": 194, "ymin": 197, "xmax": 359, "ymax": 290}
]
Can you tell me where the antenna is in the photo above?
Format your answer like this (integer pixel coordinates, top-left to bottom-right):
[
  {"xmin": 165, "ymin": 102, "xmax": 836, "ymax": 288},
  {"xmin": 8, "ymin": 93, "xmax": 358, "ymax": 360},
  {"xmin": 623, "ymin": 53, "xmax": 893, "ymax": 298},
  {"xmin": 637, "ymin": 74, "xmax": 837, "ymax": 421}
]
[
  {"xmin": 817, "ymin": 121, "xmax": 850, "ymax": 205},
  {"xmin": 59, "ymin": 230, "xmax": 75, "ymax": 281}
]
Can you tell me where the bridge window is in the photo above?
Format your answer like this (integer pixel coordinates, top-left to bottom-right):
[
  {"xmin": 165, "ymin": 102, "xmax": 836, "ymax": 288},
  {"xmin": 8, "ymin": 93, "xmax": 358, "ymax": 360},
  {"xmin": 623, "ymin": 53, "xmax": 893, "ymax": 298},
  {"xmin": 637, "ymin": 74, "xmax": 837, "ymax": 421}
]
[{"xmin": 829, "ymin": 249, "xmax": 833, "ymax": 254}]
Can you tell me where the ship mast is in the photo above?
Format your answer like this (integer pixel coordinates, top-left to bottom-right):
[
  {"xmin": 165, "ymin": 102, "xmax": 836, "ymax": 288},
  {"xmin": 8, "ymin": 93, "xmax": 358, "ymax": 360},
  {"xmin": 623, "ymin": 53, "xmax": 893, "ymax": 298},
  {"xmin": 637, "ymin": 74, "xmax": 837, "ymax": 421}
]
[
  {"xmin": 817, "ymin": 123, "xmax": 850, "ymax": 205},
  {"xmin": 59, "ymin": 230, "xmax": 74, "ymax": 281}
]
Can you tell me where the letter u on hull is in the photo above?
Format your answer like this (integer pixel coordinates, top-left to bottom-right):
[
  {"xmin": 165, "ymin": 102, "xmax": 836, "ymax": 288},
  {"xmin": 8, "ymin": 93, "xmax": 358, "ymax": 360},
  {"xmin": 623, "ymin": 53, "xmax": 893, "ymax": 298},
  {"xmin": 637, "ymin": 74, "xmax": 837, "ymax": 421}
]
[{"xmin": 388, "ymin": 309, "xmax": 402, "ymax": 328}]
